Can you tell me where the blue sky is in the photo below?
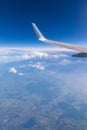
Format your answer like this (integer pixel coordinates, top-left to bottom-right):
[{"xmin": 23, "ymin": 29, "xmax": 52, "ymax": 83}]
[{"xmin": 0, "ymin": 0, "xmax": 87, "ymax": 47}]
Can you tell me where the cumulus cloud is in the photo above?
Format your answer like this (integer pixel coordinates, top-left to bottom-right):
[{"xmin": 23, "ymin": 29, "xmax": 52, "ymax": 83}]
[
  {"xmin": 49, "ymin": 53, "xmax": 68, "ymax": 59},
  {"xmin": 9, "ymin": 67, "xmax": 17, "ymax": 74},
  {"xmin": 59, "ymin": 58, "xmax": 87, "ymax": 65},
  {"xmin": 0, "ymin": 47, "xmax": 70, "ymax": 63},
  {"xmin": 33, "ymin": 51, "xmax": 48, "ymax": 58},
  {"xmin": 0, "ymin": 46, "xmax": 73, "ymax": 66},
  {"xmin": 76, "ymin": 60, "xmax": 87, "ymax": 64},
  {"xmin": 18, "ymin": 73, "xmax": 24, "ymax": 76},
  {"xmin": 21, "ymin": 51, "xmax": 48, "ymax": 60},
  {"xmin": 9, "ymin": 67, "xmax": 24, "ymax": 76},
  {"xmin": 22, "ymin": 54, "xmax": 34, "ymax": 60},
  {"xmin": 1, "ymin": 47, "xmax": 87, "ymax": 67},
  {"xmin": 29, "ymin": 62, "xmax": 45, "ymax": 70},
  {"xmin": 59, "ymin": 59, "xmax": 72, "ymax": 65}
]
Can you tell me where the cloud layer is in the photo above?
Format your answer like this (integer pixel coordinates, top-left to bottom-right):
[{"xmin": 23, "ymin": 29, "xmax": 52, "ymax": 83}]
[{"xmin": 0, "ymin": 47, "xmax": 87, "ymax": 76}]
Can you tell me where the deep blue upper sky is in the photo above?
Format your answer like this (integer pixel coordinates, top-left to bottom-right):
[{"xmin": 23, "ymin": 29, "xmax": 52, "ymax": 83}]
[{"xmin": 0, "ymin": 0, "xmax": 87, "ymax": 47}]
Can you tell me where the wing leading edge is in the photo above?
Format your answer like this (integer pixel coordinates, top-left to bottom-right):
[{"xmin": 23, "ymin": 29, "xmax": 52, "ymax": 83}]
[{"xmin": 32, "ymin": 23, "xmax": 87, "ymax": 53}]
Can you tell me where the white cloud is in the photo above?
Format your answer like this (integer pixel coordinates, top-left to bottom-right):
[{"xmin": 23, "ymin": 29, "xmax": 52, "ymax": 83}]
[
  {"xmin": 33, "ymin": 51, "xmax": 48, "ymax": 58},
  {"xmin": 22, "ymin": 54, "xmax": 34, "ymax": 60},
  {"xmin": 9, "ymin": 67, "xmax": 24, "ymax": 76},
  {"xmin": 29, "ymin": 62, "xmax": 45, "ymax": 70},
  {"xmin": 49, "ymin": 53, "xmax": 68, "ymax": 59},
  {"xmin": 59, "ymin": 59, "xmax": 72, "ymax": 65},
  {"xmin": 76, "ymin": 60, "xmax": 87, "ymax": 64},
  {"xmin": 18, "ymin": 73, "xmax": 24, "ymax": 76},
  {"xmin": 9, "ymin": 67, "xmax": 17, "ymax": 74},
  {"xmin": 1, "ymin": 47, "xmax": 87, "ymax": 66},
  {"xmin": 0, "ymin": 47, "xmax": 70, "ymax": 63},
  {"xmin": 58, "ymin": 58, "xmax": 87, "ymax": 65},
  {"xmin": 22, "ymin": 51, "xmax": 48, "ymax": 60}
]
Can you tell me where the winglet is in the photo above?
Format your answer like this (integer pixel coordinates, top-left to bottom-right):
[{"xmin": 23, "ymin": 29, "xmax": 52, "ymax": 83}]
[{"xmin": 32, "ymin": 23, "xmax": 46, "ymax": 41}]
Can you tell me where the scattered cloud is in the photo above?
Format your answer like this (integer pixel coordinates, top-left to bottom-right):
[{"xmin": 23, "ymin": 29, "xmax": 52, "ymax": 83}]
[
  {"xmin": 22, "ymin": 54, "xmax": 34, "ymax": 60},
  {"xmin": 9, "ymin": 67, "xmax": 17, "ymax": 74},
  {"xmin": 18, "ymin": 73, "xmax": 24, "ymax": 76},
  {"xmin": 59, "ymin": 58, "xmax": 87, "ymax": 65},
  {"xmin": 9, "ymin": 67, "xmax": 24, "ymax": 76},
  {"xmin": 49, "ymin": 53, "xmax": 68, "ymax": 59},
  {"xmin": 1, "ymin": 47, "xmax": 87, "ymax": 67},
  {"xmin": 59, "ymin": 59, "xmax": 72, "ymax": 65},
  {"xmin": 76, "ymin": 60, "xmax": 87, "ymax": 64},
  {"xmin": 22, "ymin": 51, "xmax": 48, "ymax": 60},
  {"xmin": 0, "ymin": 48, "xmax": 70, "ymax": 63},
  {"xmin": 29, "ymin": 62, "xmax": 45, "ymax": 70},
  {"xmin": 33, "ymin": 51, "xmax": 48, "ymax": 58}
]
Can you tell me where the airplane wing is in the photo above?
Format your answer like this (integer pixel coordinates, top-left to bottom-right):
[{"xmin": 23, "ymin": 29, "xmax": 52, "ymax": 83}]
[{"xmin": 32, "ymin": 23, "xmax": 87, "ymax": 53}]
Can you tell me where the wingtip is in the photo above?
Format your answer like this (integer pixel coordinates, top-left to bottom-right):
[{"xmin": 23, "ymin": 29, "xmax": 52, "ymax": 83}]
[
  {"xmin": 32, "ymin": 22, "xmax": 35, "ymax": 26},
  {"xmin": 32, "ymin": 22, "xmax": 46, "ymax": 41}
]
